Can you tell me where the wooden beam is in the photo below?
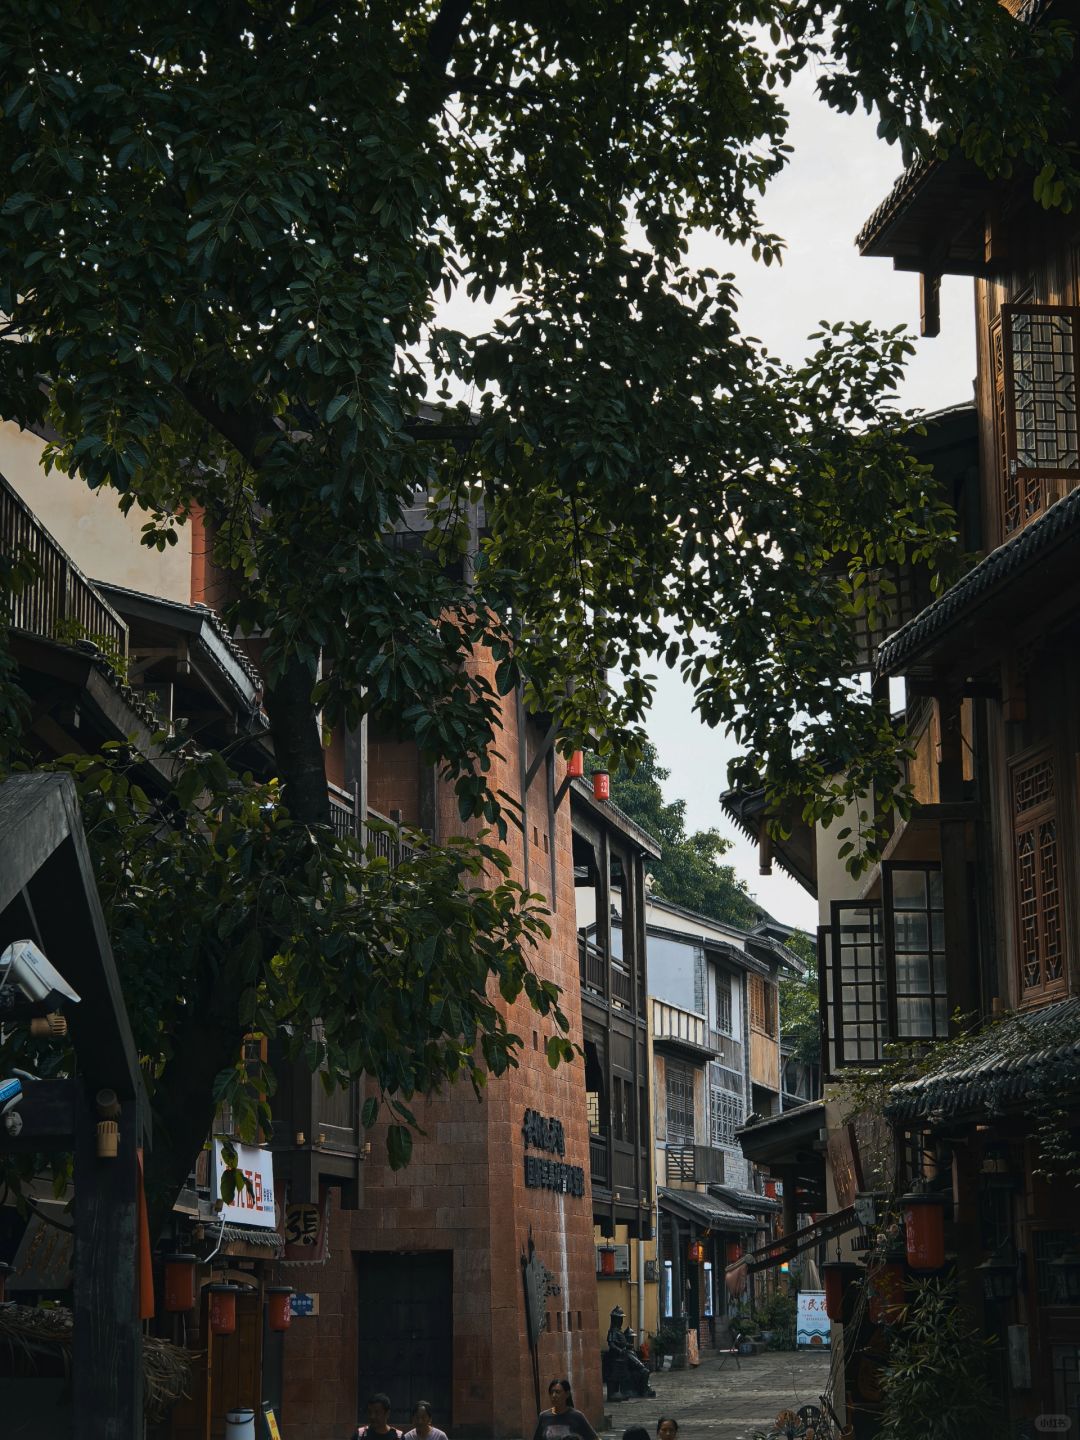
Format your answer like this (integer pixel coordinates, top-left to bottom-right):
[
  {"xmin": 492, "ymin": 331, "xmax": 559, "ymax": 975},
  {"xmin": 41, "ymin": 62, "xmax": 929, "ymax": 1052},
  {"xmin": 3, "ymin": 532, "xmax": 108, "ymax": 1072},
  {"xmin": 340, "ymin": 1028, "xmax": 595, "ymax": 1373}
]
[
  {"xmin": 919, "ymin": 273, "xmax": 941, "ymax": 338},
  {"xmin": 73, "ymin": 1091, "xmax": 143, "ymax": 1439}
]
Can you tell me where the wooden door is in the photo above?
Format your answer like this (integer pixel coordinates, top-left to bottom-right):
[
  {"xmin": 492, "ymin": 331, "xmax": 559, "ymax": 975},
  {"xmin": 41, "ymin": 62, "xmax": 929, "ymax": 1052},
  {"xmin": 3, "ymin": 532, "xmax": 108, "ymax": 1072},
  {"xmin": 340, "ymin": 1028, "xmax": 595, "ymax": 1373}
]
[{"xmin": 356, "ymin": 1252, "xmax": 453, "ymax": 1428}]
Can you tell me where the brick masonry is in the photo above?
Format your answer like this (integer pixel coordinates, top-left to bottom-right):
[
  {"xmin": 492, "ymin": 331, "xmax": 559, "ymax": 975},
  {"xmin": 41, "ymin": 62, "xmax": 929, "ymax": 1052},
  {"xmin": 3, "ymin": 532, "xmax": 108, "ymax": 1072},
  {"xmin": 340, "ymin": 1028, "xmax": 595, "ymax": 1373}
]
[{"xmin": 282, "ymin": 666, "xmax": 601, "ymax": 1439}]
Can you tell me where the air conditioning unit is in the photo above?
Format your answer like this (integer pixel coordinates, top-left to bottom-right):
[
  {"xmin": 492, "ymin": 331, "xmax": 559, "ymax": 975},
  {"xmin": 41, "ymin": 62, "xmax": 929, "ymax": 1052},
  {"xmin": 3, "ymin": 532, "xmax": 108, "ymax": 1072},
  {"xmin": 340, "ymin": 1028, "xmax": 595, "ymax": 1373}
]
[{"xmin": 596, "ymin": 1244, "xmax": 630, "ymax": 1276}]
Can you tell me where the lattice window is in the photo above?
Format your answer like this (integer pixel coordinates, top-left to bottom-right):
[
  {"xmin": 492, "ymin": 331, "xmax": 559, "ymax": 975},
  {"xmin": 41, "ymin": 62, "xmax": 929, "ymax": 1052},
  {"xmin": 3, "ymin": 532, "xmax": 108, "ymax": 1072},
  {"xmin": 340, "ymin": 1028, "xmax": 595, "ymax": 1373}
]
[
  {"xmin": 710, "ymin": 1076, "xmax": 742, "ymax": 1148},
  {"xmin": 715, "ymin": 971, "xmax": 733, "ymax": 1036},
  {"xmin": 710, "ymin": 1061, "xmax": 743, "ymax": 1148},
  {"xmin": 885, "ymin": 864, "xmax": 949, "ymax": 1040},
  {"xmin": 666, "ymin": 1062, "xmax": 695, "ymax": 1141},
  {"xmin": 586, "ymin": 1090, "xmax": 601, "ymax": 1136},
  {"xmin": 1034, "ymin": 1229, "xmax": 1076, "ymax": 1305},
  {"xmin": 749, "ymin": 975, "xmax": 777, "ymax": 1036},
  {"xmin": 1011, "ymin": 749, "xmax": 1065, "ymax": 1003},
  {"xmin": 830, "ymin": 901, "xmax": 887, "ymax": 1064},
  {"xmin": 997, "ymin": 305, "xmax": 1080, "ymax": 537}
]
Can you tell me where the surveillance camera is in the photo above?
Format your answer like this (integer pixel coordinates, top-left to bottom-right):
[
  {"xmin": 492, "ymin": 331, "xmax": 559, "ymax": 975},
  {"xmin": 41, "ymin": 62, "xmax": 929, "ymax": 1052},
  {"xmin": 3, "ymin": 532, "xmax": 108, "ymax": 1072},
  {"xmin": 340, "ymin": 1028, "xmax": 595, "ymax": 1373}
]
[{"xmin": 0, "ymin": 940, "xmax": 81, "ymax": 1009}]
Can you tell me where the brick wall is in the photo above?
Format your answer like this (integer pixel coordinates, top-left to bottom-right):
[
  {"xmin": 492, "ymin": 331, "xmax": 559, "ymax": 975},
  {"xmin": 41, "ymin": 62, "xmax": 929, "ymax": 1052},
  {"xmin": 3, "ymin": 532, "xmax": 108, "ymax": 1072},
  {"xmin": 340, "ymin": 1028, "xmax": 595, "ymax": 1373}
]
[{"xmin": 281, "ymin": 666, "xmax": 601, "ymax": 1438}]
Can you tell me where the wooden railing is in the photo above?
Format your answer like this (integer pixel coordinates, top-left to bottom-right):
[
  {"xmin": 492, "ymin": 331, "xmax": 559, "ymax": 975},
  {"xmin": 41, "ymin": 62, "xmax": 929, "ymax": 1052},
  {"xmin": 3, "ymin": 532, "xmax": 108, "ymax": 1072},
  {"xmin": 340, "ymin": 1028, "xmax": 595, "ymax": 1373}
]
[
  {"xmin": 1, "ymin": 470, "xmax": 127, "ymax": 659},
  {"xmin": 652, "ymin": 997, "xmax": 710, "ymax": 1052},
  {"xmin": 610, "ymin": 961, "xmax": 633, "ymax": 1009},
  {"xmin": 327, "ymin": 783, "xmax": 416, "ymax": 865},
  {"xmin": 666, "ymin": 1145, "xmax": 696, "ymax": 1183},
  {"xmin": 579, "ymin": 938, "xmax": 608, "ymax": 996}
]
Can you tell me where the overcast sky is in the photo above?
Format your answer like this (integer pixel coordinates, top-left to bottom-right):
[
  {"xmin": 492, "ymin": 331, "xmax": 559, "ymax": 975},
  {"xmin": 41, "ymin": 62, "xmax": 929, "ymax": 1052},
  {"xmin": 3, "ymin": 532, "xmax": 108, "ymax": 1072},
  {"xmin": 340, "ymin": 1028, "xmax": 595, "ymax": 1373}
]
[{"xmin": 440, "ymin": 62, "xmax": 977, "ymax": 934}]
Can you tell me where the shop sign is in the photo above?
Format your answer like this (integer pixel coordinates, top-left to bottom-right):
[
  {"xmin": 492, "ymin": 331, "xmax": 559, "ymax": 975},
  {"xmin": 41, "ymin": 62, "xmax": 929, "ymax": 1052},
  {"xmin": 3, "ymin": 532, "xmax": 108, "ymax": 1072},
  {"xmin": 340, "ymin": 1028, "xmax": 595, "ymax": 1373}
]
[
  {"xmin": 212, "ymin": 1140, "xmax": 277, "ymax": 1228},
  {"xmin": 289, "ymin": 1291, "xmax": 319, "ymax": 1317},
  {"xmin": 796, "ymin": 1291, "xmax": 830, "ymax": 1348},
  {"xmin": 282, "ymin": 1197, "xmax": 328, "ymax": 1262},
  {"xmin": 522, "ymin": 1108, "xmax": 584, "ymax": 1196}
]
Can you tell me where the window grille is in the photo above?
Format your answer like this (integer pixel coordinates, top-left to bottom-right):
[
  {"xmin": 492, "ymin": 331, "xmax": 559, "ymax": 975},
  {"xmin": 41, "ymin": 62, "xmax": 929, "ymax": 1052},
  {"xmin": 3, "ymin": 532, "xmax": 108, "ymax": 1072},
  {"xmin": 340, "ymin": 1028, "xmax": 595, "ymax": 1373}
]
[
  {"xmin": 749, "ymin": 975, "xmax": 776, "ymax": 1036},
  {"xmin": 996, "ymin": 305, "xmax": 1080, "ymax": 537},
  {"xmin": 586, "ymin": 1091, "xmax": 601, "ymax": 1136},
  {"xmin": 710, "ymin": 1065, "xmax": 742, "ymax": 1147},
  {"xmin": 715, "ymin": 971, "xmax": 733, "ymax": 1035},
  {"xmin": 1034, "ymin": 1230, "xmax": 1076, "ymax": 1305},
  {"xmin": 829, "ymin": 901, "xmax": 887, "ymax": 1064},
  {"xmin": 884, "ymin": 864, "xmax": 949, "ymax": 1040},
  {"xmin": 666, "ymin": 1062, "xmax": 695, "ymax": 1141},
  {"xmin": 1011, "ymin": 748, "xmax": 1065, "ymax": 1002}
]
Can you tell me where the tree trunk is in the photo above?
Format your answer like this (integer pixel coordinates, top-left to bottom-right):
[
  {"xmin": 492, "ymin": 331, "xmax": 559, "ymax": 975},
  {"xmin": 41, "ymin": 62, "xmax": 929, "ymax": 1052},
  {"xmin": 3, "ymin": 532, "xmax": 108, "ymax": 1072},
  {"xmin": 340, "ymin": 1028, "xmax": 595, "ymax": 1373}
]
[{"xmin": 262, "ymin": 653, "xmax": 330, "ymax": 827}]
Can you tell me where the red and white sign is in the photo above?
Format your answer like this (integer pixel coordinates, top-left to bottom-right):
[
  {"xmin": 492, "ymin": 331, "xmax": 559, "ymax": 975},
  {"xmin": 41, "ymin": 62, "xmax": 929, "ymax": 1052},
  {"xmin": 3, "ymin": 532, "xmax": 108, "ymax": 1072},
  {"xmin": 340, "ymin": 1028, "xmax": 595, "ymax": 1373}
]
[{"xmin": 213, "ymin": 1141, "xmax": 277, "ymax": 1228}]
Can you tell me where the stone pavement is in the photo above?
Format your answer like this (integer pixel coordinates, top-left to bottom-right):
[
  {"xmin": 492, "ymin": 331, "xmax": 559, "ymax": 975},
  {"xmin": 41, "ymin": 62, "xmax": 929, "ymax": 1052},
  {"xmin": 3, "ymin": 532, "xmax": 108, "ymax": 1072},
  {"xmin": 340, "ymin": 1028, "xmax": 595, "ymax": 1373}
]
[{"xmin": 599, "ymin": 1345, "xmax": 833, "ymax": 1440}]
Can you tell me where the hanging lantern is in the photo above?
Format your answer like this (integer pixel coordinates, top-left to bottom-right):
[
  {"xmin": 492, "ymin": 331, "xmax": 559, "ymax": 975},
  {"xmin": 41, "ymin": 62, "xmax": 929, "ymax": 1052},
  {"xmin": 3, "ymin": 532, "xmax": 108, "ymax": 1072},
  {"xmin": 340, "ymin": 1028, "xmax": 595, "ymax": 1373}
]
[
  {"xmin": 867, "ymin": 1258, "xmax": 906, "ymax": 1325},
  {"xmin": 208, "ymin": 1283, "xmax": 239, "ymax": 1336},
  {"xmin": 267, "ymin": 1286, "xmax": 293, "ymax": 1332},
  {"xmin": 567, "ymin": 751, "xmax": 585, "ymax": 779},
  {"xmin": 599, "ymin": 1247, "xmax": 616, "ymax": 1276},
  {"xmin": 726, "ymin": 1241, "xmax": 743, "ymax": 1265},
  {"xmin": 977, "ymin": 1253, "xmax": 1017, "ymax": 1304},
  {"xmin": 902, "ymin": 1192, "xmax": 948, "ymax": 1271},
  {"xmin": 163, "ymin": 1253, "xmax": 197, "ymax": 1313},
  {"xmin": 1050, "ymin": 1251, "xmax": 1080, "ymax": 1306},
  {"xmin": 592, "ymin": 769, "xmax": 610, "ymax": 801},
  {"xmin": 687, "ymin": 1240, "xmax": 705, "ymax": 1264},
  {"xmin": 822, "ymin": 1261, "xmax": 862, "ymax": 1323},
  {"xmin": 764, "ymin": 1179, "xmax": 778, "ymax": 1199}
]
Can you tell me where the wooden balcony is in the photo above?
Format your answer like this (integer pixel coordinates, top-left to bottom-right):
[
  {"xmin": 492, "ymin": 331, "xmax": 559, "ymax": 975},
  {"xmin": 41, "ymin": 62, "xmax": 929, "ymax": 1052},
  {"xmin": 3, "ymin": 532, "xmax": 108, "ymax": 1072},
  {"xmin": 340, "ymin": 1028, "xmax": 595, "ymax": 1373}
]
[
  {"xmin": 589, "ymin": 1132, "xmax": 610, "ymax": 1189},
  {"xmin": 1, "ymin": 470, "xmax": 127, "ymax": 660},
  {"xmin": 651, "ymin": 998, "xmax": 716, "ymax": 1060}
]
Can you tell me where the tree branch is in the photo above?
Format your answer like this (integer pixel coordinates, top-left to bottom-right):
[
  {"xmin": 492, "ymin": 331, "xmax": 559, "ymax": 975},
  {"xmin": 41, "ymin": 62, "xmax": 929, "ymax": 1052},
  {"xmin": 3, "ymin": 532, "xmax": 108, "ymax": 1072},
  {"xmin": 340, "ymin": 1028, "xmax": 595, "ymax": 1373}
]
[{"xmin": 426, "ymin": 0, "xmax": 472, "ymax": 78}]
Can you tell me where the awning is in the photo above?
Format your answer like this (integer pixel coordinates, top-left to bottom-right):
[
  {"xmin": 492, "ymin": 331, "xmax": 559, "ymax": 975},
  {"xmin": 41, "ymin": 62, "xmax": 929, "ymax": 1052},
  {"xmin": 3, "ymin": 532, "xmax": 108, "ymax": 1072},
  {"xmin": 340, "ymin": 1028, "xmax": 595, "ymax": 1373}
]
[
  {"xmin": 657, "ymin": 1186, "xmax": 761, "ymax": 1233},
  {"xmin": 729, "ymin": 1206, "xmax": 858, "ymax": 1274}
]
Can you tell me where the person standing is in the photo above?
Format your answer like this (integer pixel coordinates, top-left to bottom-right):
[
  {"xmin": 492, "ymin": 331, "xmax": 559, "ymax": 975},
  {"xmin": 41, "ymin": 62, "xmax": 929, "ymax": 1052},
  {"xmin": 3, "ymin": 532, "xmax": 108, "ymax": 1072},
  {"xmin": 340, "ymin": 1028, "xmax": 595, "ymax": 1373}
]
[
  {"xmin": 531, "ymin": 1379, "xmax": 599, "ymax": 1440},
  {"xmin": 350, "ymin": 1392, "xmax": 403, "ymax": 1440},
  {"xmin": 404, "ymin": 1401, "xmax": 448, "ymax": 1440}
]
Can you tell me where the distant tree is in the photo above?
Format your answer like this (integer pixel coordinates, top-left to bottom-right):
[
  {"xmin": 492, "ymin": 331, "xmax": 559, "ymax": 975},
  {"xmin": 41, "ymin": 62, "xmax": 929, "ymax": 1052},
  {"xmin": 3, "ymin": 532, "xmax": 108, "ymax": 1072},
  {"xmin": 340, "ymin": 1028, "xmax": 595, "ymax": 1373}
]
[
  {"xmin": 598, "ymin": 742, "xmax": 764, "ymax": 930},
  {"xmin": 778, "ymin": 931, "xmax": 821, "ymax": 1066}
]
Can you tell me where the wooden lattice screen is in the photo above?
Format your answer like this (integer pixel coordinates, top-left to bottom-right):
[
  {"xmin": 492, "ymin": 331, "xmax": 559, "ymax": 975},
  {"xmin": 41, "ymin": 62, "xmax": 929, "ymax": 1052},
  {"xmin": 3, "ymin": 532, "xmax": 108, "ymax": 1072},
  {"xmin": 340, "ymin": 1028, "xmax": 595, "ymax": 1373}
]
[
  {"xmin": 996, "ymin": 305, "xmax": 1080, "ymax": 537},
  {"xmin": 1011, "ymin": 746, "xmax": 1065, "ymax": 1003}
]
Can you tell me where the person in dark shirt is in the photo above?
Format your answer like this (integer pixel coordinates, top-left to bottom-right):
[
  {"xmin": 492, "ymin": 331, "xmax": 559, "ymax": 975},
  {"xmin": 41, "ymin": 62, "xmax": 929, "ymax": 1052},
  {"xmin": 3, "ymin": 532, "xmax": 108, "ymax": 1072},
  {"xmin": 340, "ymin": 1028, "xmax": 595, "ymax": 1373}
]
[
  {"xmin": 531, "ymin": 1379, "xmax": 598, "ymax": 1440},
  {"xmin": 350, "ymin": 1392, "xmax": 402, "ymax": 1440}
]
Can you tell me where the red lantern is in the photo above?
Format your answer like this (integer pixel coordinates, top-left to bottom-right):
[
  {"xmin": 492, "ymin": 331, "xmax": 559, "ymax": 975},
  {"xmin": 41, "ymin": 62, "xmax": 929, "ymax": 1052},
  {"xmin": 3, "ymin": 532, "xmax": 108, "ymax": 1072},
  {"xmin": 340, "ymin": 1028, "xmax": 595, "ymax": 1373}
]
[
  {"xmin": 567, "ymin": 751, "xmax": 585, "ymax": 778},
  {"xmin": 822, "ymin": 1261, "xmax": 861, "ymax": 1323},
  {"xmin": 599, "ymin": 1248, "xmax": 616, "ymax": 1276},
  {"xmin": 868, "ymin": 1260, "xmax": 906, "ymax": 1325},
  {"xmin": 208, "ymin": 1283, "xmax": 239, "ymax": 1336},
  {"xmin": 726, "ymin": 1242, "xmax": 743, "ymax": 1264},
  {"xmin": 163, "ymin": 1253, "xmax": 197, "ymax": 1313},
  {"xmin": 764, "ymin": 1179, "xmax": 777, "ymax": 1199},
  {"xmin": 592, "ymin": 770, "xmax": 610, "ymax": 801},
  {"xmin": 688, "ymin": 1240, "xmax": 705, "ymax": 1264},
  {"xmin": 902, "ymin": 1192, "xmax": 947, "ymax": 1271},
  {"xmin": 267, "ymin": 1287, "xmax": 293, "ymax": 1332}
]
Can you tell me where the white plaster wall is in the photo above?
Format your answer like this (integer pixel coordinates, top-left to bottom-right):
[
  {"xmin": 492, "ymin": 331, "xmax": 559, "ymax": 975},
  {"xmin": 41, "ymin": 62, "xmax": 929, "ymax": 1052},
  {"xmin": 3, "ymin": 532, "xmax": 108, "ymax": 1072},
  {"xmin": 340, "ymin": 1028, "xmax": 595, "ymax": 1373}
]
[
  {"xmin": 1, "ymin": 421, "xmax": 192, "ymax": 602},
  {"xmin": 814, "ymin": 797, "xmax": 868, "ymax": 926}
]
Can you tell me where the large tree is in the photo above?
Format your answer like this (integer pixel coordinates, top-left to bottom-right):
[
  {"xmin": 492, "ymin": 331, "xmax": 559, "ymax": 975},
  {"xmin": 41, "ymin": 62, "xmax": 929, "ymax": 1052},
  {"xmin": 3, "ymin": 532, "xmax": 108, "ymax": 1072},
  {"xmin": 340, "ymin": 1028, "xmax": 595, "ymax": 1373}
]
[{"xmin": 0, "ymin": 1, "xmax": 1074, "ymax": 1217}]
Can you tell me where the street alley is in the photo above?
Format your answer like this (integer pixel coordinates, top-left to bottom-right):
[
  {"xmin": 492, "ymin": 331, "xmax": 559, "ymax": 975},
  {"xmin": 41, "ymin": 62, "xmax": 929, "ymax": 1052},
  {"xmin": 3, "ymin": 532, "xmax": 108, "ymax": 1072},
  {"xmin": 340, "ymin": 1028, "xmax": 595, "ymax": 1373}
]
[{"xmin": 600, "ymin": 1347, "xmax": 833, "ymax": 1440}]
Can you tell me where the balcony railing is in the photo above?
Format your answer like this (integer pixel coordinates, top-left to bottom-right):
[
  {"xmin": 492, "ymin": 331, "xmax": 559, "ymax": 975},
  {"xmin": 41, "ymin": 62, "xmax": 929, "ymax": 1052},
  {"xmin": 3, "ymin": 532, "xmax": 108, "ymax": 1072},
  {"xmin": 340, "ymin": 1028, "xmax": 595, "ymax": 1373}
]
[
  {"xmin": 327, "ymin": 783, "xmax": 415, "ymax": 864},
  {"xmin": 579, "ymin": 938, "xmax": 608, "ymax": 996},
  {"xmin": 652, "ymin": 998, "xmax": 711, "ymax": 1053},
  {"xmin": 610, "ymin": 961, "xmax": 633, "ymax": 1009},
  {"xmin": 1, "ymin": 470, "xmax": 127, "ymax": 660}
]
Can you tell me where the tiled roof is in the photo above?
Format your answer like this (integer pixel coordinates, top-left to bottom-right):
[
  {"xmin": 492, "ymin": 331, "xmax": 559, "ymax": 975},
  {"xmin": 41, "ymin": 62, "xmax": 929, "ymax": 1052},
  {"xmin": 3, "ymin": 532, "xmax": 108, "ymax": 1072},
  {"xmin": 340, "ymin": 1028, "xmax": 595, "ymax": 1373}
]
[
  {"xmin": 95, "ymin": 580, "xmax": 263, "ymax": 692},
  {"xmin": 874, "ymin": 484, "xmax": 1080, "ymax": 677},
  {"xmin": 855, "ymin": 155, "xmax": 937, "ymax": 253},
  {"xmin": 656, "ymin": 1186, "xmax": 760, "ymax": 1231},
  {"xmin": 886, "ymin": 997, "xmax": 1080, "ymax": 1122}
]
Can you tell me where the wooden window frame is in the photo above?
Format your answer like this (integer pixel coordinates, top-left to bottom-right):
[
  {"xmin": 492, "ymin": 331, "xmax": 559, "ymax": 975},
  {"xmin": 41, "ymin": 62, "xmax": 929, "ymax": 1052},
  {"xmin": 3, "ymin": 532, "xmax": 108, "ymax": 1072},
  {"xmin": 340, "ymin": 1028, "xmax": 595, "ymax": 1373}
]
[
  {"xmin": 828, "ymin": 900, "xmax": 887, "ymax": 1067},
  {"xmin": 748, "ymin": 973, "xmax": 776, "ymax": 1037},
  {"xmin": 665, "ymin": 1061, "xmax": 695, "ymax": 1143},
  {"xmin": 715, "ymin": 969, "xmax": 733, "ymax": 1036},
  {"xmin": 882, "ymin": 862, "xmax": 949, "ymax": 1042},
  {"xmin": 1010, "ymin": 744, "xmax": 1066, "ymax": 1006},
  {"xmin": 996, "ymin": 304, "xmax": 1080, "ymax": 538}
]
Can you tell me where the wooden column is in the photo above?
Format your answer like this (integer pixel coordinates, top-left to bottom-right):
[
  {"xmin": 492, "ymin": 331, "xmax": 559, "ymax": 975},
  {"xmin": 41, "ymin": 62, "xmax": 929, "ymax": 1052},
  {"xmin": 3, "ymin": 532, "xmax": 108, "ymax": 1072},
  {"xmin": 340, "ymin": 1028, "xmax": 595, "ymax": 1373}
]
[
  {"xmin": 73, "ymin": 1091, "xmax": 142, "ymax": 1439},
  {"xmin": 937, "ymin": 690, "xmax": 977, "ymax": 1022}
]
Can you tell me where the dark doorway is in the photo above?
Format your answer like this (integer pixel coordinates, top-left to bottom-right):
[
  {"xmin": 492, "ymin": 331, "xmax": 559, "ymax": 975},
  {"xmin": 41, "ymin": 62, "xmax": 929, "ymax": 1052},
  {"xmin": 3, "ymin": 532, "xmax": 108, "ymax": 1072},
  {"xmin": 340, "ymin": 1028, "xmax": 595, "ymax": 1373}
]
[{"xmin": 357, "ymin": 1251, "xmax": 454, "ymax": 1428}]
